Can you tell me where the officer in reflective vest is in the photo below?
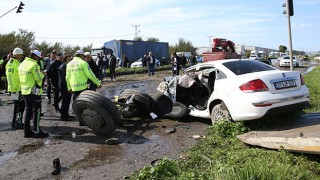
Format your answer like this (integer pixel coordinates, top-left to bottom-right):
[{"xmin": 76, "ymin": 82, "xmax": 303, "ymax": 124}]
[
  {"xmin": 18, "ymin": 50, "xmax": 48, "ymax": 138},
  {"xmin": 66, "ymin": 49, "xmax": 101, "ymax": 99},
  {"xmin": 5, "ymin": 48, "xmax": 25, "ymax": 129}
]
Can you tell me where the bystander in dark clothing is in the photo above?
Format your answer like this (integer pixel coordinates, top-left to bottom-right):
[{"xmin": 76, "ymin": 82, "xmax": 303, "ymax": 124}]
[
  {"xmin": 189, "ymin": 52, "xmax": 197, "ymax": 66},
  {"xmin": 181, "ymin": 54, "xmax": 187, "ymax": 70},
  {"xmin": 122, "ymin": 54, "xmax": 128, "ymax": 68},
  {"xmin": 47, "ymin": 53, "xmax": 63, "ymax": 111},
  {"xmin": 142, "ymin": 54, "xmax": 147, "ymax": 67},
  {"xmin": 96, "ymin": 53, "xmax": 103, "ymax": 80},
  {"xmin": 43, "ymin": 53, "xmax": 56, "ymax": 104},
  {"xmin": 58, "ymin": 56, "xmax": 73, "ymax": 121},
  {"xmin": 84, "ymin": 52, "xmax": 100, "ymax": 90},
  {"xmin": 109, "ymin": 52, "xmax": 117, "ymax": 81},
  {"xmin": 171, "ymin": 52, "xmax": 181, "ymax": 76},
  {"xmin": 147, "ymin": 52, "xmax": 155, "ymax": 76}
]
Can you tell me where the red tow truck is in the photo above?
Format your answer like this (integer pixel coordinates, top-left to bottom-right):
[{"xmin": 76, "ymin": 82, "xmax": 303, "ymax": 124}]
[{"xmin": 202, "ymin": 38, "xmax": 240, "ymax": 62}]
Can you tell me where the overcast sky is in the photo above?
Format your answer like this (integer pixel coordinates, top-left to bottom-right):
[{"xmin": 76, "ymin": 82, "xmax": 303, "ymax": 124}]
[{"xmin": 0, "ymin": 0, "xmax": 319, "ymax": 52}]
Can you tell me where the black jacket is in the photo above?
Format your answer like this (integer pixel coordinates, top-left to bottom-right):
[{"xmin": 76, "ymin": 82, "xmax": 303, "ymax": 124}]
[
  {"xmin": 58, "ymin": 63, "xmax": 67, "ymax": 92},
  {"xmin": 88, "ymin": 60, "xmax": 100, "ymax": 79},
  {"xmin": 48, "ymin": 60, "xmax": 63, "ymax": 88}
]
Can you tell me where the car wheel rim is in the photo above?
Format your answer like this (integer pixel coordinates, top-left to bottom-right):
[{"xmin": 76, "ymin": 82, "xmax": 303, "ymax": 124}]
[{"xmin": 212, "ymin": 109, "xmax": 228, "ymax": 123}]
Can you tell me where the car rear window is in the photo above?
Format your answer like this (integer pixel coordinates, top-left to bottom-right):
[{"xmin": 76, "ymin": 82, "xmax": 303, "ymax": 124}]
[{"xmin": 223, "ymin": 60, "xmax": 276, "ymax": 75}]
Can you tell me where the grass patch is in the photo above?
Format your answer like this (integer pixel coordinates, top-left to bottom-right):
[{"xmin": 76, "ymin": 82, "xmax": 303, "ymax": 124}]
[
  {"xmin": 303, "ymin": 66, "xmax": 320, "ymax": 113},
  {"xmin": 130, "ymin": 67, "xmax": 320, "ymax": 180},
  {"xmin": 131, "ymin": 122, "xmax": 320, "ymax": 180}
]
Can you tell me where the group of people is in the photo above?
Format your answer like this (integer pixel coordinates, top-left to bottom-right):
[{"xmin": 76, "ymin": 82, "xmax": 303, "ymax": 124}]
[
  {"xmin": 171, "ymin": 52, "xmax": 197, "ymax": 76},
  {"xmin": 95, "ymin": 51, "xmax": 117, "ymax": 81},
  {"xmin": 3, "ymin": 48, "xmax": 102, "ymax": 138}
]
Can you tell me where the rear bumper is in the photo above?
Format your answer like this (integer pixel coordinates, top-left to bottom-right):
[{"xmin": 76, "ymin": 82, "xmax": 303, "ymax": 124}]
[{"xmin": 261, "ymin": 101, "xmax": 310, "ymax": 119}]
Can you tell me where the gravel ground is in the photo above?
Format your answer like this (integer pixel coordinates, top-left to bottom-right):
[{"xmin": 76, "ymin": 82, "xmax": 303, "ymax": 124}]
[{"xmin": 0, "ymin": 70, "xmax": 209, "ymax": 179}]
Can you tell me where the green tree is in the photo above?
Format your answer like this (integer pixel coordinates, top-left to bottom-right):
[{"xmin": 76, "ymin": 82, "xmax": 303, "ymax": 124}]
[
  {"xmin": 15, "ymin": 29, "xmax": 36, "ymax": 55},
  {"xmin": 245, "ymin": 49, "xmax": 251, "ymax": 58},
  {"xmin": 279, "ymin": 45, "xmax": 287, "ymax": 53},
  {"xmin": 35, "ymin": 41, "xmax": 51, "ymax": 55},
  {"xmin": 146, "ymin": 37, "xmax": 159, "ymax": 42},
  {"xmin": 169, "ymin": 38, "xmax": 197, "ymax": 56},
  {"xmin": 0, "ymin": 32, "xmax": 16, "ymax": 58},
  {"xmin": 133, "ymin": 36, "xmax": 143, "ymax": 41},
  {"xmin": 83, "ymin": 44, "xmax": 92, "ymax": 53}
]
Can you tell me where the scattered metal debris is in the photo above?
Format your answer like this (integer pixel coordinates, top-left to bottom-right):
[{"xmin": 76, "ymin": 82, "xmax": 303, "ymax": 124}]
[
  {"xmin": 164, "ymin": 127, "xmax": 176, "ymax": 134},
  {"xmin": 105, "ymin": 138, "xmax": 120, "ymax": 145}
]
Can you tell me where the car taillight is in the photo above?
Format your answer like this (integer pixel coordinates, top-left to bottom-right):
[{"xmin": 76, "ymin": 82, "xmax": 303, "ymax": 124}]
[
  {"xmin": 300, "ymin": 74, "xmax": 305, "ymax": 85},
  {"xmin": 239, "ymin": 79, "xmax": 268, "ymax": 92}
]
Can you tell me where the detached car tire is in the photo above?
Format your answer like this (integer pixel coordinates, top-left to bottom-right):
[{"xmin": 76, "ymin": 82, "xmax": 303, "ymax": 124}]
[
  {"xmin": 152, "ymin": 94, "xmax": 173, "ymax": 117},
  {"xmin": 118, "ymin": 89, "xmax": 141, "ymax": 103},
  {"xmin": 133, "ymin": 93, "xmax": 155, "ymax": 113},
  {"xmin": 163, "ymin": 102, "xmax": 189, "ymax": 119},
  {"xmin": 73, "ymin": 90, "xmax": 121, "ymax": 134}
]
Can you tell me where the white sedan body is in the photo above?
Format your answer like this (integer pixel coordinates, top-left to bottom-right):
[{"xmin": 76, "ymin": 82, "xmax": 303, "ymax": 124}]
[
  {"xmin": 279, "ymin": 56, "xmax": 297, "ymax": 67},
  {"xmin": 158, "ymin": 59, "xmax": 310, "ymax": 122},
  {"xmin": 130, "ymin": 58, "xmax": 160, "ymax": 68}
]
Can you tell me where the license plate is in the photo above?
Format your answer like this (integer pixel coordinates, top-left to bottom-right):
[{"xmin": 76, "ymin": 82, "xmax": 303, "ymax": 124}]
[{"xmin": 274, "ymin": 80, "xmax": 297, "ymax": 90}]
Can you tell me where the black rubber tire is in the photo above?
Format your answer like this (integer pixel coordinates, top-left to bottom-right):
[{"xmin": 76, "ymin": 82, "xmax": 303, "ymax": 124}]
[
  {"xmin": 80, "ymin": 90, "xmax": 121, "ymax": 126},
  {"xmin": 132, "ymin": 93, "xmax": 155, "ymax": 113},
  {"xmin": 163, "ymin": 102, "xmax": 189, "ymax": 119},
  {"xmin": 118, "ymin": 89, "xmax": 141, "ymax": 103},
  {"xmin": 72, "ymin": 90, "xmax": 120, "ymax": 134},
  {"xmin": 152, "ymin": 94, "xmax": 173, "ymax": 117}
]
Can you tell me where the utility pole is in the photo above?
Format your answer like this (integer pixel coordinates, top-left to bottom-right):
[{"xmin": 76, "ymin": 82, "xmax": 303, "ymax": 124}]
[
  {"xmin": 282, "ymin": 0, "xmax": 294, "ymax": 71},
  {"xmin": 132, "ymin": 24, "xmax": 140, "ymax": 39},
  {"xmin": 207, "ymin": 35, "xmax": 214, "ymax": 49}
]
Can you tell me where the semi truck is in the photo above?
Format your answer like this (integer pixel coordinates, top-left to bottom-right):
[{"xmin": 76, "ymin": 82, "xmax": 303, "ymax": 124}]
[
  {"xmin": 202, "ymin": 38, "xmax": 240, "ymax": 62},
  {"xmin": 91, "ymin": 40, "xmax": 169, "ymax": 64}
]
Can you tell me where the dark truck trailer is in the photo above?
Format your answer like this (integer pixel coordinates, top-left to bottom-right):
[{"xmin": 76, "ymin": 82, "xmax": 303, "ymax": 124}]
[{"xmin": 91, "ymin": 40, "xmax": 169, "ymax": 64}]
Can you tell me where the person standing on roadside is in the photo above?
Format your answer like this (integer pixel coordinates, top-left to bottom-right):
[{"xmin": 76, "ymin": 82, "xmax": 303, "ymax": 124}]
[
  {"xmin": 66, "ymin": 50, "xmax": 101, "ymax": 100},
  {"xmin": 84, "ymin": 52, "xmax": 100, "ymax": 90},
  {"xmin": 96, "ymin": 53, "xmax": 103, "ymax": 80},
  {"xmin": 171, "ymin": 52, "xmax": 181, "ymax": 76},
  {"xmin": 147, "ymin": 52, "xmax": 155, "ymax": 76},
  {"xmin": 47, "ymin": 52, "xmax": 64, "ymax": 112},
  {"xmin": 43, "ymin": 52, "xmax": 56, "ymax": 104},
  {"xmin": 189, "ymin": 52, "xmax": 197, "ymax": 66},
  {"xmin": 142, "ymin": 54, "xmax": 147, "ymax": 67},
  {"xmin": 122, "ymin": 54, "xmax": 128, "ymax": 68},
  {"xmin": 108, "ymin": 51, "xmax": 117, "ymax": 81},
  {"xmin": 5, "ymin": 48, "xmax": 25, "ymax": 129},
  {"xmin": 18, "ymin": 50, "xmax": 48, "ymax": 138},
  {"xmin": 181, "ymin": 53, "xmax": 187, "ymax": 71},
  {"xmin": 59, "ymin": 55, "xmax": 74, "ymax": 121},
  {"xmin": 1, "ymin": 49, "xmax": 13, "ymax": 93}
]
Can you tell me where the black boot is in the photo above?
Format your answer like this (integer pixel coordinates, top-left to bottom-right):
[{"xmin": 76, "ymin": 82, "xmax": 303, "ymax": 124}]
[
  {"xmin": 33, "ymin": 130, "xmax": 49, "ymax": 138},
  {"xmin": 51, "ymin": 158, "xmax": 61, "ymax": 175},
  {"xmin": 24, "ymin": 128, "xmax": 34, "ymax": 138}
]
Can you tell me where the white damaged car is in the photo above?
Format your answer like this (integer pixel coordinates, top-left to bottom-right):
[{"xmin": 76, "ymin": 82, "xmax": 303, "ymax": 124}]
[{"xmin": 157, "ymin": 59, "xmax": 310, "ymax": 124}]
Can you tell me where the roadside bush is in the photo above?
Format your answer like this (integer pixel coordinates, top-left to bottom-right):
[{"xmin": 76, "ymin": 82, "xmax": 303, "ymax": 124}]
[{"xmin": 131, "ymin": 121, "xmax": 320, "ymax": 180}]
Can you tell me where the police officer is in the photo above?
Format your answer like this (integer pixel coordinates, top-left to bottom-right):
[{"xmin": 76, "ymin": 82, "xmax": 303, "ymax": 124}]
[
  {"xmin": 66, "ymin": 50, "xmax": 101, "ymax": 126},
  {"xmin": 5, "ymin": 47, "xmax": 25, "ymax": 129},
  {"xmin": 66, "ymin": 50, "xmax": 101, "ymax": 99},
  {"xmin": 18, "ymin": 50, "xmax": 48, "ymax": 138}
]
